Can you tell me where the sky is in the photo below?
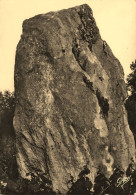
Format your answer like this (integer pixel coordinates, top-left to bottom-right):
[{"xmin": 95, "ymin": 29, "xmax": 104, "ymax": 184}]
[{"xmin": 0, "ymin": 0, "xmax": 136, "ymax": 92}]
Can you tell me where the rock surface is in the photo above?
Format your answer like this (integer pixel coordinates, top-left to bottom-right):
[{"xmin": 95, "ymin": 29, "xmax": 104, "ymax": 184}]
[{"xmin": 14, "ymin": 4, "xmax": 135, "ymax": 194}]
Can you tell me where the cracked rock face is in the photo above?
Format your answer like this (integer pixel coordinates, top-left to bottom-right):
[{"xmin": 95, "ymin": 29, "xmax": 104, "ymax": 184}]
[{"xmin": 14, "ymin": 4, "xmax": 135, "ymax": 194}]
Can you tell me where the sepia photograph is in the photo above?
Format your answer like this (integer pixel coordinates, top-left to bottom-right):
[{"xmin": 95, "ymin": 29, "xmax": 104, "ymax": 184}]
[{"xmin": 0, "ymin": 0, "xmax": 136, "ymax": 194}]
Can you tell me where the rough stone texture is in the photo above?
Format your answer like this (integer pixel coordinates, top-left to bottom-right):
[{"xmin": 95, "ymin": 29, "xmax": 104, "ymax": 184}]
[{"xmin": 14, "ymin": 4, "xmax": 135, "ymax": 194}]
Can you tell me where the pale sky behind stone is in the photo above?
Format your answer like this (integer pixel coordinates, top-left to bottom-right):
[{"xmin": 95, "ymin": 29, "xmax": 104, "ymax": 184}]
[{"xmin": 0, "ymin": 0, "xmax": 136, "ymax": 92}]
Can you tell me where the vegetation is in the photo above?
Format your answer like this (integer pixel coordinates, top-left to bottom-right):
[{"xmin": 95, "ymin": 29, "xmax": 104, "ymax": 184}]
[
  {"xmin": 126, "ymin": 60, "xmax": 136, "ymax": 95},
  {"xmin": 0, "ymin": 90, "xmax": 15, "ymax": 135},
  {"xmin": 25, "ymin": 169, "xmax": 55, "ymax": 194},
  {"xmin": 125, "ymin": 60, "xmax": 136, "ymax": 145},
  {"xmin": 67, "ymin": 166, "xmax": 93, "ymax": 195},
  {"xmin": 0, "ymin": 90, "xmax": 17, "ymax": 194},
  {"xmin": 67, "ymin": 163, "xmax": 136, "ymax": 195},
  {"xmin": 125, "ymin": 94, "xmax": 136, "ymax": 143}
]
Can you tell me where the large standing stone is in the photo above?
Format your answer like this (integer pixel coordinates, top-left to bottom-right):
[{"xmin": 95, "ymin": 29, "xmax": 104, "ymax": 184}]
[{"xmin": 14, "ymin": 4, "xmax": 135, "ymax": 194}]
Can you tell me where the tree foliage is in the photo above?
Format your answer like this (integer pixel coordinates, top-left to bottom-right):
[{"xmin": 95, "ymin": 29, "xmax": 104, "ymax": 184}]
[
  {"xmin": 0, "ymin": 90, "xmax": 17, "ymax": 186},
  {"xmin": 0, "ymin": 90, "xmax": 15, "ymax": 112},
  {"xmin": 125, "ymin": 60, "xmax": 136, "ymax": 145},
  {"xmin": 0, "ymin": 90, "xmax": 15, "ymax": 135},
  {"xmin": 125, "ymin": 94, "xmax": 136, "ymax": 145},
  {"xmin": 126, "ymin": 60, "xmax": 136, "ymax": 95}
]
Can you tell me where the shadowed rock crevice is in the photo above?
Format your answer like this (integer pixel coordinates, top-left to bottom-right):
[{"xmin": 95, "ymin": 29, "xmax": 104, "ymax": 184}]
[
  {"xmin": 96, "ymin": 89, "xmax": 109, "ymax": 117},
  {"xmin": 82, "ymin": 76, "xmax": 94, "ymax": 92}
]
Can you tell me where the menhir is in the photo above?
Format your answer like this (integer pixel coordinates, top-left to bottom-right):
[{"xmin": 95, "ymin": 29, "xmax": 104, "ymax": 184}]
[{"xmin": 14, "ymin": 4, "xmax": 135, "ymax": 194}]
